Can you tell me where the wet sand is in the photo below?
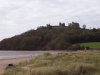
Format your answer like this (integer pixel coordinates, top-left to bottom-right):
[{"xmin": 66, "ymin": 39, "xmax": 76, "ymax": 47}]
[{"xmin": 0, "ymin": 57, "xmax": 32, "ymax": 75}]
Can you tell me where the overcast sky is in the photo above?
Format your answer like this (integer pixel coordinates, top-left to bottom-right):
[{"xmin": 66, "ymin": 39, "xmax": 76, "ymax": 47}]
[{"xmin": 0, "ymin": 0, "xmax": 100, "ymax": 41}]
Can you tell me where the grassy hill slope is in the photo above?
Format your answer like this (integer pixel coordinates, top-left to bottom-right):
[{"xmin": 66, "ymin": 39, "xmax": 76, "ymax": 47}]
[{"xmin": 81, "ymin": 42, "xmax": 100, "ymax": 49}]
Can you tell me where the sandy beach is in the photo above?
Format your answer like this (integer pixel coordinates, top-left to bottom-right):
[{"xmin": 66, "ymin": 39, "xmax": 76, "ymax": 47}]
[{"xmin": 0, "ymin": 57, "xmax": 32, "ymax": 75}]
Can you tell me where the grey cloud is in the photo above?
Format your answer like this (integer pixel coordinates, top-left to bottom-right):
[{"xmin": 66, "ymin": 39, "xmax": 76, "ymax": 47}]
[{"xmin": 0, "ymin": 0, "xmax": 100, "ymax": 40}]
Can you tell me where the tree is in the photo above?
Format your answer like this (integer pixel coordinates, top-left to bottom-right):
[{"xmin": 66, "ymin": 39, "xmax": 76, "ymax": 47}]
[
  {"xmin": 46, "ymin": 24, "xmax": 52, "ymax": 29},
  {"xmin": 82, "ymin": 25, "xmax": 86, "ymax": 29}
]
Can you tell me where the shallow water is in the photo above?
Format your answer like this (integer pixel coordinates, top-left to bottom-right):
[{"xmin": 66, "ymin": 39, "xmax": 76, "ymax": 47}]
[{"xmin": 0, "ymin": 51, "xmax": 42, "ymax": 59}]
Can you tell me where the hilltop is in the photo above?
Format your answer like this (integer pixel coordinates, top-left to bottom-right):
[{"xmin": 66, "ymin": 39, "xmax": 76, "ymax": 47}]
[{"xmin": 0, "ymin": 22, "xmax": 100, "ymax": 50}]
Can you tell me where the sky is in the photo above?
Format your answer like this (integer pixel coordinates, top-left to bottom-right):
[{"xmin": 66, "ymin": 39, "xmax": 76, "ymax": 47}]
[{"xmin": 0, "ymin": 0, "xmax": 100, "ymax": 41}]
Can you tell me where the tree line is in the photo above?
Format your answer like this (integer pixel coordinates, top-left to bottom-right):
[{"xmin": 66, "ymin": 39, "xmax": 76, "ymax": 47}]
[{"xmin": 0, "ymin": 22, "xmax": 100, "ymax": 50}]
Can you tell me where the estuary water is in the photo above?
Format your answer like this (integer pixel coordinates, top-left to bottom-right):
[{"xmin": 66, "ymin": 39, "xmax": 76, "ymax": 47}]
[{"xmin": 0, "ymin": 51, "xmax": 42, "ymax": 59}]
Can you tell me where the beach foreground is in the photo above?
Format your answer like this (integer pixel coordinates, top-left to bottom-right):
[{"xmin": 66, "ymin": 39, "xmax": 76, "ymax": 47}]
[
  {"xmin": 2, "ymin": 51, "xmax": 100, "ymax": 75},
  {"xmin": 0, "ymin": 57, "xmax": 32, "ymax": 74}
]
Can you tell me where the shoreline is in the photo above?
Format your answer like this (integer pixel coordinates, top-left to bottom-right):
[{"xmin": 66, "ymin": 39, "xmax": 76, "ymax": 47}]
[{"xmin": 0, "ymin": 56, "xmax": 33, "ymax": 75}]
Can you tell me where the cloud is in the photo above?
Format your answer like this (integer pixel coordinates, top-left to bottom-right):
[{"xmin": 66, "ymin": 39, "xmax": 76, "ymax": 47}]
[{"xmin": 0, "ymin": 0, "xmax": 100, "ymax": 40}]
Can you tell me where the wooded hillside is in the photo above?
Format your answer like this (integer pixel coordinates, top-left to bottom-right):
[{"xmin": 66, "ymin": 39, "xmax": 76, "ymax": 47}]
[{"xmin": 0, "ymin": 22, "xmax": 100, "ymax": 50}]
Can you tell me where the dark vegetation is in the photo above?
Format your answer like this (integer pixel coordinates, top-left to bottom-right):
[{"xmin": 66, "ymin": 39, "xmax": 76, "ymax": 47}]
[{"xmin": 0, "ymin": 22, "xmax": 100, "ymax": 50}]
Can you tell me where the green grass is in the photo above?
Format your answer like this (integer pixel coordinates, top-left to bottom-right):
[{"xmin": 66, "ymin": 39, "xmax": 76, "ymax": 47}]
[
  {"xmin": 2, "ymin": 51, "xmax": 100, "ymax": 75},
  {"xmin": 80, "ymin": 42, "xmax": 100, "ymax": 49}
]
